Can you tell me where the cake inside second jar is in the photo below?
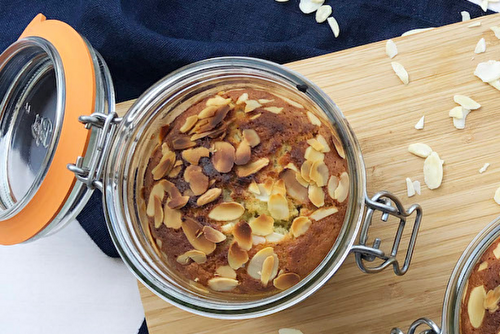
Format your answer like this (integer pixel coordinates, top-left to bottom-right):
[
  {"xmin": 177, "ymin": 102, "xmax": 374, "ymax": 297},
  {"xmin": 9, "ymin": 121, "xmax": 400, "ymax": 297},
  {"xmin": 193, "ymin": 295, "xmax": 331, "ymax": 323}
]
[{"xmin": 142, "ymin": 88, "xmax": 349, "ymax": 295}]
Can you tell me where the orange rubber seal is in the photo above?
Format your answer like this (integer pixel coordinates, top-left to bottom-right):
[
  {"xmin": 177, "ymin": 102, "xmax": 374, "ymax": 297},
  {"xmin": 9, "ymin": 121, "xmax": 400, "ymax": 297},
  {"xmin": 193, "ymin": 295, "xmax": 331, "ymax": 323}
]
[{"xmin": 0, "ymin": 14, "xmax": 96, "ymax": 245}]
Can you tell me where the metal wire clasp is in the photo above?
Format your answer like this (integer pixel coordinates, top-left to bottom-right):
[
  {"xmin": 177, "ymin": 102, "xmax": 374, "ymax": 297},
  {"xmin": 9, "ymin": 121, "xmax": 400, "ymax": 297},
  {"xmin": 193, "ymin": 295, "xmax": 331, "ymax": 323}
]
[
  {"xmin": 351, "ymin": 191, "xmax": 423, "ymax": 276},
  {"xmin": 391, "ymin": 318, "xmax": 441, "ymax": 334},
  {"xmin": 67, "ymin": 112, "xmax": 121, "ymax": 191}
]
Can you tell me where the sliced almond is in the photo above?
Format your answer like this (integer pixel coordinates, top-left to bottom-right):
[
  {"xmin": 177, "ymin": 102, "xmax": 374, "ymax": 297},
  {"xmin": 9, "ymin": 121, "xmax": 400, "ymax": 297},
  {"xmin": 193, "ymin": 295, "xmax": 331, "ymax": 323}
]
[
  {"xmin": 468, "ymin": 22, "xmax": 482, "ymax": 28},
  {"xmin": 252, "ymin": 179, "xmax": 274, "ymax": 202},
  {"xmin": 146, "ymin": 183, "xmax": 166, "ymax": 217},
  {"xmin": 315, "ymin": 5, "xmax": 332, "ymax": 23},
  {"xmin": 206, "ymin": 95, "xmax": 231, "ymax": 107},
  {"xmin": 176, "ymin": 250, "xmax": 207, "ymax": 264},
  {"xmin": 478, "ymin": 261, "xmax": 488, "ymax": 271},
  {"xmin": 327, "ymin": 175, "xmax": 339, "ymax": 199},
  {"xmin": 271, "ymin": 179, "xmax": 287, "ymax": 196},
  {"xmin": 315, "ymin": 134, "xmax": 330, "ymax": 152},
  {"xmin": 207, "ymin": 277, "xmax": 239, "ymax": 292},
  {"xmin": 236, "ymin": 93, "xmax": 249, "ymax": 105},
  {"xmin": 405, "ymin": 177, "xmax": 416, "ymax": 197},
  {"xmin": 258, "ymin": 99, "xmax": 274, "ymax": 104},
  {"xmin": 196, "ymin": 188, "xmax": 222, "ymax": 206},
  {"xmin": 300, "ymin": 161, "xmax": 313, "ymax": 183},
  {"xmin": 308, "ymin": 185, "xmax": 325, "ymax": 207},
  {"xmin": 494, "ymin": 243, "xmax": 500, "ymax": 259},
  {"xmin": 454, "ymin": 95, "xmax": 481, "ymax": 110},
  {"xmin": 168, "ymin": 195, "xmax": 190, "ymax": 209},
  {"xmin": 484, "ymin": 286, "xmax": 500, "ymax": 313},
  {"xmin": 180, "ymin": 115, "xmax": 199, "ymax": 133},
  {"xmin": 331, "ymin": 132, "xmax": 346, "ymax": 159},
  {"xmin": 278, "ymin": 329, "xmax": 304, "ymax": 334},
  {"xmin": 474, "ymin": 60, "xmax": 500, "ymax": 83},
  {"xmin": 268, "ymin": 194, "xmax": 289, "ymax": 220},
  {"xmin": 202, "ymin": 226, "xmax": 226, "ymax": 243},
  {"xmin": 236, "ymin": 158, "xmax": 269, "ymax": 177},
  {"xmin": 235, "ymin": 140, "xmax": 252, "ymax": 165},
  {"xmin": 249, "ymin": 113, "xmax": 262, "ymax": 120},
  {"xmin": 334, "ymin": 172, "xmax": 349, "ymax": 202},
  {"xmin": 172, "ymin": 135, "xmax": 196, "ymax": 150},
  {"xmin": 208, "ymin": 202, "xmax": 245, "ymax": 221},
  {"xmin": 453, "ymin": 108, "xmax": 471, "ymax": 130},
  {"xmin": 414, "ymin": 116, "xmax": 425, "ymax": 130},
  {"xmin": 181, "ymin": 218, "xmax": 216, "ymax": 255},
  {"xmin": 221, "ymin": 222, "xmax": 235, "ymax": 234},
  {"xmin": 260, "ymin": 256, "xmax": 275, "ymax": 286},
  {"xmin": 228, "ymin": 241, "xmax": 249, "ymax": 269},
  {"xmin": 266, "ymin": 232, "xmax": 286, "ymax": 243},
  {"xmin": 494, "ymin": 187, "xmax": 500, "ymax": 206},
  {"xmin": 274, "ymin": 273, "xmax": 301, "ymax": 290},
  {"xmin": 244, "ymin": 100, "xmax": 262, "ymax": 113},
  {"xmin": 468, "ymin": 285, "xmax": 486, "ymax": 328},
  {"xmin": 295, "ymin": 172, "xmax": 309, "ymax": 188},
  {"xmin": 299, "ymin": 0, "xmax": 324, "ymax": 14},
  {"xmin": 163, "ymin": 202, "xmax": 182, "ymax": 229},
  {"xmin": 307, "ymin": 138, "xmax": 325, "ymax": 152},
  {"xmin": 275, "ymin": 94, "xmax": 304, "ymax": 109},
  {"xmin": 198, "ymin": 105, "xmax": 219, "ymax": 119},
  {"xmin": 248, "ymin": 181, "xmax": 261, "ymax": 195},
  {"xmin": 449, "ymin": 106, "xmax": 464, "ymax": 119},
  {"xmin": 233, "ymin": 221, "xmax": 253, "ymax": 251},
  {"xmin": 474, "ymin": 38, "xmax": 486, "ymax": 54},
  {"xmin": 413, "ymin": 180, "xmax": 421, "ymax": 195},
  {"xmin": 249, "ymin": 214, "xmax": 274, "ymax": 236},
  {"xmin": 264, "ymin": 106, "xmax": 283, "ymax": 114},
  {"xmin": 291, "ymin": 216, "xmax": 312, "ymax": 238},
  {"xmin": 152, "ymin": 149, "xmax": 176, "ymax": 180},
  {"xmin": 310, "ymin": 206, "xmax": 338, "ymax": 221},
  {"xmin": 491, "ymin": 26, "xmax": 500, "ymax": 39},
  {"xmin": 181, "ymin": 147, "xmax": 210, "ymax": 165},
  {"xmin": 306, "ymin": 111, "xmax": 322, "ymax": 126},
  {"xmin": 281, "ymin": 169, "xmax": 308, "ymax": 203},
  {"xmin": 424, "ymin": 152, "xmax": 443, "ymax": 190},
  {"xmin": 153, "ymin": 196, "xmax": 164, "ymax": 228},
  {"xmin": 168, "ymin": 165, "xmax": 182, "ymax": 178},
  {"xmin": 242, "ymin": 129, "xmax": 260, "ymax": 147},
  {"xmin": 309, "ymin": 160, "xmax": 329, "ymax": 187},
  {"xmin": 479, "ymin": 163, "xmax": 490, "ymax": 174},
  {"xmin": 247, "ymin": 247, "xmax": 279, "ymax": 280},
  {"xmin": 304, "ymin": 146, "xmax": 325, "ymax": 162},
  {"xmin": 184, "ymin": 165, "xmax": 209, "ymax": 195},
  {"xmin": 461, "ymin": 11, "xmax": 471, "ymax": 21},
  {"xmin": 386, "ymin": 39, "xmax": 398, "ymax": 59},
  {"xmin": 252, "ymin": 235, "xmax": 267, "ymax": 245},
  {"xmin": 391, "ymin": 61, "xmax": 409, "ymax": 85},
  {"xmin": 211, "ymin": 141, "xmax": 235, "ymax": 173},
  {"xmin": 216, "ymin": 265, "xmax": 237, "ymax": 279},
  {"xmin": 327, "ymin": 16, "xmax": 340, "ymax": 38},
  {"xmin": 408, "ymin": 143, "xmax": 433, "ymax": 158}
]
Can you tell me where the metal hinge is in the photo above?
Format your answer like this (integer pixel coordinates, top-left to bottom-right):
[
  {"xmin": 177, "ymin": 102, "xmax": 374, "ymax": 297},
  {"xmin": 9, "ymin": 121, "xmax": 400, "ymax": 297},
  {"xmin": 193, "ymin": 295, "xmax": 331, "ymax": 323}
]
[{"xmin": 67, "ymin": 112, "xmax": 121, "ymax": 191}]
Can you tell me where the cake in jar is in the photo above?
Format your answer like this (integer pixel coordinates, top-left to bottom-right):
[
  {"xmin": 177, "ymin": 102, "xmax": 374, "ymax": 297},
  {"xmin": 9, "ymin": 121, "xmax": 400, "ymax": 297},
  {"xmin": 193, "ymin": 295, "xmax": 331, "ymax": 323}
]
[
  {"xmin": 142, "ymin": 88, "xmax": 349, "ymax": 294},
  {"xmin": 461, "ymin": 237, "xmax": 500, "ymax": 333}
]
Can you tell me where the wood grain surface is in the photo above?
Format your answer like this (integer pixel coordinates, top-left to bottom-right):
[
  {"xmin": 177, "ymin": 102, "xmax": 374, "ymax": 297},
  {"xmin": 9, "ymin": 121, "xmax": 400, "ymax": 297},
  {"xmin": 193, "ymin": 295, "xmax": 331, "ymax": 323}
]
[{"xmin": 116, "ymin": 14, "xmax": 500, "ymax": 334}]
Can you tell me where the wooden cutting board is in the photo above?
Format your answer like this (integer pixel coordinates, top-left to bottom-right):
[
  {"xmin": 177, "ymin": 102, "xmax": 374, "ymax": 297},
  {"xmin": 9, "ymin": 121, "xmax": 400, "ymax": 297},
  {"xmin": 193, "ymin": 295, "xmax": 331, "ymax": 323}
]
[{"xmin": 116, "ymin": 14, "xmax": 500, "ymax": 334}]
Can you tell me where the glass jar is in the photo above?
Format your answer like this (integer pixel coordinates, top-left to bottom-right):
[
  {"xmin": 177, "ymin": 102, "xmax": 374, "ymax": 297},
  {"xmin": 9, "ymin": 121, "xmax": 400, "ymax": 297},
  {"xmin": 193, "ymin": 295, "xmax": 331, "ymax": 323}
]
[
  {"xmin": 391, "ymin": 217, "xmax": 500, "ymax": 334},
  {"xmin": 0, "ymin": 14, "xmax": 423, "ymax": 319}
]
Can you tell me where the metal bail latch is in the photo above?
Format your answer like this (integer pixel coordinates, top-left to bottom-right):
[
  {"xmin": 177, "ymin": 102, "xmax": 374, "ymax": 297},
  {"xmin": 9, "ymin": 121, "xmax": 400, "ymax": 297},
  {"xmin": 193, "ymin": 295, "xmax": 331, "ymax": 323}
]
[
  {"xmin": 67, "ymin": 112, "xmax": 121, "ymax": 191},
  {"xmin": 391, "ymin": 318, "xmax": 441, "ymax": 334},
  {"xmin": 351, "ymin": 191, "xmax": 423, "ymax": 276}
]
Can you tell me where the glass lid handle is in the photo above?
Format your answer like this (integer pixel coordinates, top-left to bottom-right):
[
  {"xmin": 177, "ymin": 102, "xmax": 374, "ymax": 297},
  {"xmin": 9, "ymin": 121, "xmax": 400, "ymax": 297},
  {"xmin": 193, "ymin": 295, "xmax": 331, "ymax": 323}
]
[
  {"xmin": 350, "ymin": 191, "xmax": 423, "ymax": 276},
  {"xmin": 67, "ymin": 112, "xmax": 121, "ymax": 191},
  {"xmin": 390, "ymin": 318, "xmax": 441, "ymax": 334}
]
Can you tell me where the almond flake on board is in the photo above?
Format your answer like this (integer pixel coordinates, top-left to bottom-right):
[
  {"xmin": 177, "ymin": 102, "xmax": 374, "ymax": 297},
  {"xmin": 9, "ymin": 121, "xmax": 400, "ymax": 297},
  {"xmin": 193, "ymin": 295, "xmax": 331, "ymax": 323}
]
[
  {"xmin": 461, "ymin": 11, "xmax": 471, "ymax": 21},
  {"xmin": 406, "ymin": 177, "xmax": 415, "ymax": 197},
  {"xmin": 490, "ymin": 80, "xmax": 500, "ymax": 91},
  {"xmin": 385, "ymin": 39, "xmax": 398, "ymax": 59},
  {"xmin": 491, "ymin": 26, "xmax": 500, "ymax": 39},
  {"xmin": 453, "ymin": 108, "xmax": 471, "ymax": 130},
  {"xmin": 408, "ymin": 143, "xmax": 433, "ymax": 158},
  {"xmin": 495, "ymin": 187, "xmax": 500, "ymax": 205},
  {"xmin": 391, "ymin": 62, "xmax": 409, "ymax": 85},
  {"xmin": 474, "ymin": 61, "xmax": 500, "ymax": 83},
  {"xmin": 414, "ymin": 116, "xmax": 424, "ymax": 130},
  {"xmin": 315, "ymin": 5, "xmax": 332, "ymax": 23},
  {"xmin": 449, "ymin": 106, "xmax": 464, "ymax": 119},
  {"xmin": 479, "ymin": 163, "xmax": 490, "ymax": 174},
  {"xmin": 278, "ymin": 329, "xmax": 304, "ymax": 334},
  {"xmin": 413, "ymin": 180, "xmax": 421, "ymax": 195},
  {"xmin": 424, "ymin": 151, "xmax": 443, "ymax": 190},
  {"xmin": 327, "ymin": 17, "xmax": 340, "ymax": 38},
  {"xmin": 468, "ymin": 22, "xmax": 482, "ymax": 28},
  {"xmin": 474, "ymin": 38, "xmax": 486, "ymax": 54},
  {"xmin": 299, "ymin": 0, "xmax": 324, "ymax": 14}
]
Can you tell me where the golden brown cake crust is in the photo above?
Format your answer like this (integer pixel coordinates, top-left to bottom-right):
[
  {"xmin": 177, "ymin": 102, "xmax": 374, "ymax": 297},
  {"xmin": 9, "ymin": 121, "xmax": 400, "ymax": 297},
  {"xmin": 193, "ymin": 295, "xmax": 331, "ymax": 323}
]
[
  {"xmin": 142, "ymin": 88, "xmax": 349, "ymax": 295},
  {"xmin": 461, "ymin": 237, "xmax": 500, "ymax": 334}
]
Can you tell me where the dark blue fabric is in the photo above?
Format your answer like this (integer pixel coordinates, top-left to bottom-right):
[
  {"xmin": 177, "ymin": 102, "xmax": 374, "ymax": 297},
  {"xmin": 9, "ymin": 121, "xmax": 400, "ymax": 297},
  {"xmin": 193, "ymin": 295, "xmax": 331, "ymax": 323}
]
[{"xmin": 0, "ymin": 1, "xmax": 494, "ymax": 333}]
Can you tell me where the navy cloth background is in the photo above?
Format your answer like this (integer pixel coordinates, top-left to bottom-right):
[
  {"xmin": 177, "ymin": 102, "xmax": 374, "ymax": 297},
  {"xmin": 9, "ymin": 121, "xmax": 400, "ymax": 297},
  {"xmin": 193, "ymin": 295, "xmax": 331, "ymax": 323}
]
[{"xmin": 0, "ymin": 1, "xmax": 494, "ymax": 333}]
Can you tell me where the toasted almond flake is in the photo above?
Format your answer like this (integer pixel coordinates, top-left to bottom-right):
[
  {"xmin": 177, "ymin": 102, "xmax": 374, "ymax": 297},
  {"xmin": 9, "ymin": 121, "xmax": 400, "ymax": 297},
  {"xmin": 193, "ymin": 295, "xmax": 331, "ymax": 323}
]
[
  {"xmin": 481, "ymin": 0, "xmax": 488, "ymax": 12},
  {"xmin": 468, "ymin": 285, "xmax": 487, "ymax": 328},
  {"xmin": 424, "ymin": 152, "xmax": 443, "ymax": 190},
  {"xmin": 163, "ymin": 202, "xmax": 182, "ymax": 229},
  {"xmin": 260, "ymin": 255, "xmax": 275, "ymax": 287},
  {"xmin": 494, "ymin": 243, "xmax": 500, "ymax": 259},
  {"xmin": 485, "ymin": 286, "xmax": 500, "ymax": 313},
  {"xmin": 153, "ymin": 196, "xmax": 163, "ymax": 228},
  {"xmin": 300, "ymin": 161, "xmax": 313, "ymax": 183},
  {"xmin": 291, "ymin": 216, "xmax": 312, "ymax": 238},
  {"xmin": 203, "ymin": 226, "xmax": 226, "ymax": 243},
  {"xmin": 334, "ymin": 172, "xmax": 349, "ymax": 202},
  {"xmin": 209, "ymin": 202, "xmax": 245, "ymax": 221},
  {"xmin": 327, "ymin": 175, "xmax": 339, "ymax": 199},
  {"xmin": 307, "ymin": 138, "xmax": 325, "ymax": 151},
  {"xmin": 331, "ymin": 132, "xmax": 346, "ymax": 159},
  {"xmin": 168, "ymin": 165, "xmax": 182, "ymax": 178},
  {"xmin": 235, "ymin": 140, "xmax": 252, "ymax": 165},
  {"xmin": 248, "ymin": 181, "xmax": 261, "ymax": 195},
  {"xmin": 236, "ymin": 93, "xmax": 249, "ymax": 105},
  {"xmin": 271, "ymin": 179, "xmax": 287, "ymax": 196},
  {"xmin": 479, "ymin": 163, "xmax": 490, "ymax": 174},
  {"xmin": 244, "ymin": 100, "xmax": 262, "ymax": 113},
  {"xmin": 284, "ymin": 162, "xmax": 299, "ymax": 172},
  {"xmin": 184, "ymin": 165, "xmax": 209, "ymax": 195},
  {"xmin": 228, "ymin": 241, "xmax": 249, "ymax": 269},
  {"xmin": 491, "ymin": 26, "xmax": 500, "ymax": 39},
  {"xmin": 296, "ymin": 172, "xmax": 310, "ymax": 188},
  {"xmin": 408, "ymin": 143, "xmax": 433, "ymax": 158},
  {"xmin": 478, "ymin": 261, "xmax": 489, "ymax": 271},
  {"xmin": 315, "ymin": 5, "xmax": 332, "ymax": 23},
  {"xmin": 327, "ymin": 16, "xmax": 340, "ymax": 38},
  {"xmin": 406, "ymin": 177, "xmax": 415, "ymax": 197},
  {"xmin": 180, "ymin": 115, "xmax": 199, "ymax": 133},
  {"xmin": 453, "ymin": 108, "xmax": 470, "ymax": 129},
  {"xmin": 449, "ymin": 106, "xmax": 464, "ymax": 119},
  {"xmin": 172, "ymin": 135, "xmax": 196, "ymax": 150},
  {"xmin": 182, "ymin": 218, "xmax": 216, "ymax": 255},
  {"xmin": 198, "ymin": 105, "xmax": 218, "ymax": 119},
  {"xmin": 182, "ymin": 147, "xmax": 210, "ymax": 165},
  {"xmin": 268, "ymin": 194, "xmax": 290, "ymax": 220},
  {"xmin": 315, "ymin": 134, "xmax": 330, "ymax": 152},
  {"xmin": 306, "ymin": 111, "xmax": 322, "ymax": 126},
  {"xmin": 266, "ymin": 232, "xmax": 286, "ymax": 243},
  {"xmin": 474, "ymin": 38, "xmax": 487, "ymax": 54},
  {"xmin": 275, "ymin": 94, "xmax": 304, "ymax": 109},
  {"xmin": 414, "ymin": 116, "xmax": 425, "ymax": 130},
  {"xmin": 252, "ymin": 235, "xmax": 266, "ymax": 245},
  {"xmin": 252, "ymin": 179, "xmax": 274, "ymax": 202},
  {"xmin": 495, "ymin": 187, "xmax": 500, "ymax": 205},
  {"xmin": 197, "ymin": 188, "xmax": 222, "ymax": 206},
  {"xmin": 211, "ymin": 141, "xmax": 235, "ymax": 173},
  {"xmin": 299, "ymin": 0, "xmax": 324, "ymax": 14},
  {"xmin": 274, "ymin": 273, "xmax": 301, "ymax": 290},
  {"xmin": 152, "ymin": 150, "xmax": 176, "ymax": 180},
  {"xmin": 146, "ymin": 183, "xmax": 166, "ymax": 216},
  {"xmin": 258, "ymin": 99, "xmax": 274, "ymax": 104},
  {"xmin": 304, "ymin": 146, "xmax": 325, "ymax": 162},
  {"xmin": 468, "ymin": 21, "xmax": 482, "ymax": 28},
  {"xmin": 386, "ymin": 39, "xmax": 398, "ymax": 59},
  {"xmin": 454, "ymin": 95, "xmax": 481, "ymax": 110},
  {"xmin": 401, "ymin": 28, "xmax": 435, "ymax": 36},
  {"xmin": 216, "ymin": 265, "xmax": 237, "ymax": 279},
  {"xmin": 249, "ymin": 214, "xmax": 274, "ymax": 236},
  {"xmin": 413, "ymin": 180, "xmax": 421, "ymax": 195},
  {"xmin": 221, "ymin": 222, "xmax": 235, "ymax": 234},
  {"xmin": 233, "ymin": 221, "xmax": 253, "ymax": 251},
  {"xmin": 206, "ymin": 95, "xmax": 231, "ymax": 107},
  {"xmin": 242, "ymin": 129, "xmax": 261, "ymax": 147},
  {"xmin": 236, "ymin": 158, "xmax": 269, "ymax": 177},
  {"xmin": 308, "ymin": 185, "xmax": 325, "ymax": 207},
  {"xmin": 461, "ymin": 11, "xmax": 471, "ymax": 21},
  {"xmin": 310, "ymin": 206, "xmax": 338, "ymax": 221},
  {"xmin": 391, "ymin": 61, "xmax": 409, "ymax": 85},
  {"xmin": 249, "ymin": 113, "xmax": 262, "ymax": 120},
  {"xmin": 309, "ymin": 160, "xmax": 329, "ymax": 187},
  {"xmin": 264, "ymin": 106, "xmax": 283, "ymax": 114},
  {"xmin": 282, "ymin": 170, "xmax": 308, "ymax": 203},
  {"xmin": 247, "ymin": 247, "xmax": 279, "ymax": 280},
  {"xmin": 168, "ymin": 195, "xmax": 190, "ymax": 209},
  {"xmin": 474, "ymin": 60, "xmax": 500, "ymax": 83},
  {"xmin": 177, "ymin": 250, "xmax": 207, "ymax": 264},
  {"xmin": 207, "ymin": 277, "xmax": 239, "ymax": 292}
]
